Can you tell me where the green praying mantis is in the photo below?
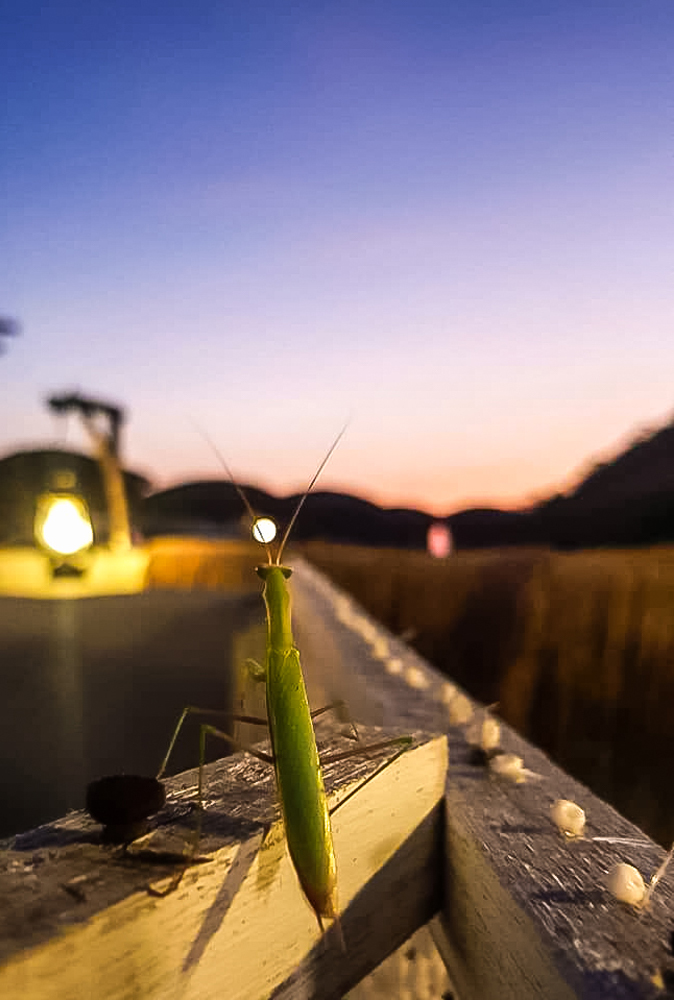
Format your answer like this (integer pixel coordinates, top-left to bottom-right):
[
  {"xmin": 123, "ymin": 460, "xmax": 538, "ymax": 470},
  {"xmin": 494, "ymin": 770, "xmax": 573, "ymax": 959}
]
[{"xmin": 155, "ymin": 429, "xmax": 412, "ymax": 941}]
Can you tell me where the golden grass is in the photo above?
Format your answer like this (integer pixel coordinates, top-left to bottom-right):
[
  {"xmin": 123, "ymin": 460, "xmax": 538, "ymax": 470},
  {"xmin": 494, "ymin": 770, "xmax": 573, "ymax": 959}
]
[
  {"xmin": 144, "ymin": 537, "xmax": 261, "ymax": 593},
  {"xmin": 301, "ymin": 541, "xmax": 674, "ymax": 847}
]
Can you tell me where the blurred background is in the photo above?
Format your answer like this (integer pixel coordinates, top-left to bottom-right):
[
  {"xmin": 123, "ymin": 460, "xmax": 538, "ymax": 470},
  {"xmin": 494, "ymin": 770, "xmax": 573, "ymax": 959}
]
[
  {"xmin": 2, "ymin": 0, "xmax": 673, "ymax": 514},
  {"xmin": 2, "ymin": 0, "xmax": 674, "ymax": 861}
]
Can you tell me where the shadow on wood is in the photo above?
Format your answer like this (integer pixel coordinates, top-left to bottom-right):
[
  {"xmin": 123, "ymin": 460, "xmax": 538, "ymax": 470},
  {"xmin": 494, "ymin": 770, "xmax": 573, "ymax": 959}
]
[{"xmin": 0, "ymin": 730, "xmax": 448, "ymax": 1000}]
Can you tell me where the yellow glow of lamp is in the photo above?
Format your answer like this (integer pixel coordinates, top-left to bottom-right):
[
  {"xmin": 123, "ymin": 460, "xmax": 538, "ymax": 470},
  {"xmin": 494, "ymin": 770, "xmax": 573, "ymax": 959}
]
[
  {"xmin": 252, "ymin": 516, "xmax": 277, "ymax": 545},
  {"xmin": 35, "ymin": 494, "xmax": 94, "ymax": 557}
]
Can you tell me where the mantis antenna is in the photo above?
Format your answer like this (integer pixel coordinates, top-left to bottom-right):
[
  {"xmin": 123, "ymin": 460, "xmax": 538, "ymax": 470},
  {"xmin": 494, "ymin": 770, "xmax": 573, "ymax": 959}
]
[
  {"xmin": 276, "ymin": 423, "xmax": 349, "ymax": 563},
  {"xmin": 195, "ymin": 425, "xmax": 274, "ymax": 564},
  {"xmin": 196, "ymin": 421, "xmax": 349, "ymax": 566}
]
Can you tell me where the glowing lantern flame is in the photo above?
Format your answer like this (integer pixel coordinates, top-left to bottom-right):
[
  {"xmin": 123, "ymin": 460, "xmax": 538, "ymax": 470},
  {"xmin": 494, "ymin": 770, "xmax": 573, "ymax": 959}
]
[
  {"xmin": 252, "ymin": 517, "xmax": 277, "ymax": 545},
  {"xmin": 36, "ymin": 496, "xmax": 94, "ymax": 556}
]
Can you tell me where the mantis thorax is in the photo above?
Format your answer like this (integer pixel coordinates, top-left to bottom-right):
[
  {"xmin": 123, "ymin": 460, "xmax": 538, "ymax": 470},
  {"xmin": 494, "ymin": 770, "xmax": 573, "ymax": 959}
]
[{"xmin": 258, "ymin": 563, "xmax": 294, "ymax": 651}]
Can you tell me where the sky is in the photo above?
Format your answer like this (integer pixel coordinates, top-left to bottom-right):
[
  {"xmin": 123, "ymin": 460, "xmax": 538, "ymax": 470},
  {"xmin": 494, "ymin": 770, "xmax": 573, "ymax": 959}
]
[{"xmin": 2, "ymin": 1, "xmax": 673, "ymax": 516}]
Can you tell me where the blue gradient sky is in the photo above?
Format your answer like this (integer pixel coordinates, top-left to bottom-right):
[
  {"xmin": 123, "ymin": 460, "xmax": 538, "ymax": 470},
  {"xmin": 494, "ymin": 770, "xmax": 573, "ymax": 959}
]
[{"xmin": 2, "ymin": 1, "xmax": 673, "ymax": 515}]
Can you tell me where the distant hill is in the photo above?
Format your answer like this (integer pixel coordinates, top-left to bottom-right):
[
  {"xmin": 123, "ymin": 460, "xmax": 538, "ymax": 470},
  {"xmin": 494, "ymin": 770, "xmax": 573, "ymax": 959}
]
[
  {"xmin": 142, "ymin": 481, "xmax": 433, "ymax": 549},
  {"xmin": 448, "ymin": 416, "xmax": 674, "ymax": 550},
  {"xmin": 144, "ymin": 413, "xmax": 674, "ymax": 551},
  {"xmin": 566, "ymin": 422, "xmax": 674, "ymax": 503},
  {"xmin": 4, "ymin": 413, "xmax": 674, "ymax": 552},
  {"xmin": 444, "ymin": 508, "xmax": 538, "ymax": 549}
]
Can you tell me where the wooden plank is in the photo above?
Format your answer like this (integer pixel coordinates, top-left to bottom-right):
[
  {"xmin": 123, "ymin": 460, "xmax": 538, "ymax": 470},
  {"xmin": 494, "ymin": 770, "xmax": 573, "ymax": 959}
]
[
  {"xmin": 290, "ymin": 560, "xmax": 674, "ymax": 998},
  {"xmin": 0, "ymin": 728, "xmax": 448, "ymax": 1000},
  {"xmin": 7, "ymin": 551, "xmax": 671, "ymax": 999},
  {"xmin": 433, "ymin": 725, "xmax": 674, "ymax": 1000}
]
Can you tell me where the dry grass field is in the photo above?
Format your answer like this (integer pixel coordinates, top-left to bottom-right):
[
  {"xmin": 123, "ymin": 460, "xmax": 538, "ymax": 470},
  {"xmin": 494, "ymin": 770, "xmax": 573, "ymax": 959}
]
[
  {"xmin": 300, "ymin": 541, "xmax": 674, "ymax": 848},
  {"xmin": 144, "ymin": 537, "xmax": 262, "ymax": 593}
]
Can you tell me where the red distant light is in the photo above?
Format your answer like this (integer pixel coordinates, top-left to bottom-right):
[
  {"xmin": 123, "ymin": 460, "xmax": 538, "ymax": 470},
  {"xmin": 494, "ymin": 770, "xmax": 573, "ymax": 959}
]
[{"xmin": 427, "ymin": 522, "xmax": 452, "ymax": 558}]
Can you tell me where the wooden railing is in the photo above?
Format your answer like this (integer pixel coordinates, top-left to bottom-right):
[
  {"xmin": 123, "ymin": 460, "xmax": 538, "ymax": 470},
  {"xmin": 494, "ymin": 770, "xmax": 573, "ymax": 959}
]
[{"xmin": 1, "ymin": 550, "xmax": 673, "ymax": 998}]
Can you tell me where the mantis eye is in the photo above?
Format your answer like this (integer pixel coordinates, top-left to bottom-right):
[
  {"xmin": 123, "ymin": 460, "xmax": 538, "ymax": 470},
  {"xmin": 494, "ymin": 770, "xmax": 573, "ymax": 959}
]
[{"xmin": 256, "ymin": 565, "xmax": 293, "ymax": 580}]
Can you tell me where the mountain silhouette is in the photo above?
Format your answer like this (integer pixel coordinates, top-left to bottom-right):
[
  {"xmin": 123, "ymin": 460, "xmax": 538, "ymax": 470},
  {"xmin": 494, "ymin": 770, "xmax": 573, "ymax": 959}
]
[
  {"xmin": 449, "ymin": 416, "xmax": 674, "ymax": 550},
  {"xmin": 3, "ymin": 413, "xmax": 674, "ymax": 551},
  {"xmin": 142, "ymin": 481, "xmax": 433, "ymax": 548}
]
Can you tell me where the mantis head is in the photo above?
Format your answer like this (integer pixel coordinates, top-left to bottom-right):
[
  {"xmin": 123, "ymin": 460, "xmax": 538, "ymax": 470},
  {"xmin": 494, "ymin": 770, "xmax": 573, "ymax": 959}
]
[
  {"xmin": 256, "ymin": 563, "xmax": 292, "ymax": 581},
  {"xmin": 200, "ymin": 423, "xmax": 347, "ymax": 572}
]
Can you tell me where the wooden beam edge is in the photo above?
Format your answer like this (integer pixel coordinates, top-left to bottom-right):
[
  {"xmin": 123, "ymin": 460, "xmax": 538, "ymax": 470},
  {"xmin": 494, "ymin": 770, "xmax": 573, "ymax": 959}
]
[
  {"xmin": 0, "ymin": 730, "xmax": 448, "ymax": 1000},
  {"xmin": 433, "ymin": 727, "xmax": 674, "ymax": 1000}
]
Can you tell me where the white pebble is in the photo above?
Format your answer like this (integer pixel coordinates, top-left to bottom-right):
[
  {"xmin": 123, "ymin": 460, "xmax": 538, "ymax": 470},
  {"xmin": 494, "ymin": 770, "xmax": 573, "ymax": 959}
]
[
  {"xmin": 440, "ymin": 682, "xmax": 458, "ymax": 705},
  {"xmin": 481, "ymin": 717, "xmax": 501, "ymax": 751},
  {"xmin": 447, "ymin": 692, "xmax": 473, "ymax": 725},
  {"xmin": 334, "ymin": 596, "xmax": 352, "ymax": 618},
  {"xmin": 489, "ymin": 753, "xmax": 527, "ymax": 783},
  {"xmin": 371, "ymin": 635, "xmax": 389, "ymax": 660},
  {"xmin": 607, "ymin": 863, "xmax": 646, "ymax": 906},
  {"xmin": 359, "ymin": 620, "xmax": 378, "ymax": 643},
  {"xmin": 467, "ymin": 716, "xmax": 501, "ymax": 752},
  {"xmin": 336, "ymin": 605, "xmax": 355, "ymax": 626},
  {"xmin": 406, "ymin": 665, "xmax": 430, "ymax": 690},
  {"xmin": 550, "ymin": 799, "xmax": 586, "ymax": 838}
]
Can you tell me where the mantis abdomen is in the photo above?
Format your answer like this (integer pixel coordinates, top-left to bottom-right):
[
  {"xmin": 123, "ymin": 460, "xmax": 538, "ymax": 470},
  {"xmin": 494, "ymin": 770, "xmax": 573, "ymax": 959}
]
[{"xmin": 262, "ymin": 565, "xmax": 338, "ymax": 926}]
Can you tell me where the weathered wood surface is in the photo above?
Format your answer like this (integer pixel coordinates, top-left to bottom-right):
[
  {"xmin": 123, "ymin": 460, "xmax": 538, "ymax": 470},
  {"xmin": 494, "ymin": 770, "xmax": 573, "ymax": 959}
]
[
  {"xmin": 433, "ymin": 725, "xmax": 674, "ymax": 999},
  {"xmin": 0, "ymin": 728, "xmax": 447, "ymax": 1000},
  {"xmin": 2, "ymin": 551, "xmax": 674, "ymax": 999},
  {"xmin": 291, "ymin": 559, "xmax": 674, "ymax": 998}
]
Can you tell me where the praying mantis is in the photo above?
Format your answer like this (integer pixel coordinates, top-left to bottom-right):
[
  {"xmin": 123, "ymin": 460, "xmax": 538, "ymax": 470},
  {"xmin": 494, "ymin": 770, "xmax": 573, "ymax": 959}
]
[{"xmin": 153, "ymin": 429, "xmax": 412, "ymax": 940}]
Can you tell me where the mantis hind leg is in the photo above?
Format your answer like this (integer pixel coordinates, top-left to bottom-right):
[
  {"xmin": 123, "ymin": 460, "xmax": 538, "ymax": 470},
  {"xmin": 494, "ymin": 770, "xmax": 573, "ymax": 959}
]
[
  {"xmin": 310, "ymin": 699, "xmax": 359, "ymax": 741},
  {"xmin": 149, "ymin": 721, "xmax": 275, "ymax": 899},
  {"xmin": 193, "ymin": 726, "xmax": 273, "ymax": 856},
  {"xmin": 157, "ymin": 706, "xmax": 270, "ymax": 780},
  {"xmin": 320, "ymin": 736, "xmax": 414, "ymax": 817}
]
